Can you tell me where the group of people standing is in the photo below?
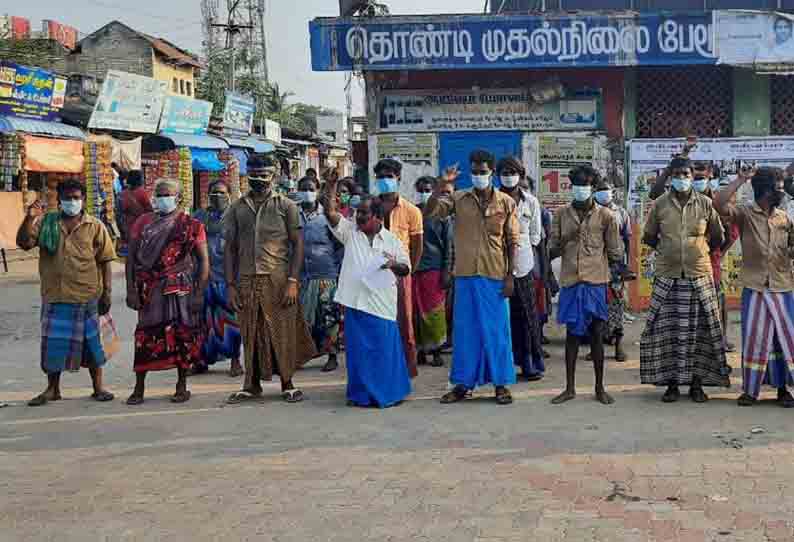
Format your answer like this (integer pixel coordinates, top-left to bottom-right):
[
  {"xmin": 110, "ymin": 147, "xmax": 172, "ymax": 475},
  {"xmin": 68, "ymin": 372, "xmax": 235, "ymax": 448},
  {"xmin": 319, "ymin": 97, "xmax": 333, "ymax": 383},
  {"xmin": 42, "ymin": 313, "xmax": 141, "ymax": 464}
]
[{"xmin": 16, "ymin": 147, "xmax": 794, "ymax": 411}]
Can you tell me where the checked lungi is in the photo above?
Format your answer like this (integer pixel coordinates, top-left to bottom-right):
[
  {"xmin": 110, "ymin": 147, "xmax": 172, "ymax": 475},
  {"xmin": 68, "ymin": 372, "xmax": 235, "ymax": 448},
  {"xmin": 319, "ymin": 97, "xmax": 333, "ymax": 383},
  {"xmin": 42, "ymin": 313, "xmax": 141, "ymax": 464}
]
[
  {"xmin": 40, "ymin": 302, "xmax": 106, "ymax": 374},
  {"xmin": 741, "ymin": 288, "xmax": 794, "ymax": 399},
  {"xmin": 640, "ymin": 276, "xmax": 729, "ymax": 387}
]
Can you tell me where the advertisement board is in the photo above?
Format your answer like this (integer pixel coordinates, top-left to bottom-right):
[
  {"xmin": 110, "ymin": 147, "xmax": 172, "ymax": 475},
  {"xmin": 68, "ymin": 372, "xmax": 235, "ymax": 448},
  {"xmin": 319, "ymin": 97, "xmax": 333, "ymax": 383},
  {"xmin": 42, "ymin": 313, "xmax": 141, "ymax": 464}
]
[
  {"xmin": 264, "ymin": 119, "xmax": 282, "ymax": 144},
  {"xmin": 378, "ymin": 89, "xmax": 599, "ymax": 133},
  {"xmin": 42, "ymin": 20, "xmax": 79, "ymax": 50},
  {"xmin": 537, "ymin": 135, "xmax": 596, "ymax": 212},
  {"xmin": 88, "ymin": 71, "xmax": 167, "ymax": 133},
  {"xmin": 223, "ymin": 92, "xmax": 255, "ymax": 138},
  {"xmin": 0, "ymin": 16, "xmax": 31, "ymax": 40},
  {"xmin": 0, "ymin": 61, "xmax": 63, "ymax": 121},
  {"xmin": 159, "ymin": 95, "xmax": 213, "ymax": 135}
]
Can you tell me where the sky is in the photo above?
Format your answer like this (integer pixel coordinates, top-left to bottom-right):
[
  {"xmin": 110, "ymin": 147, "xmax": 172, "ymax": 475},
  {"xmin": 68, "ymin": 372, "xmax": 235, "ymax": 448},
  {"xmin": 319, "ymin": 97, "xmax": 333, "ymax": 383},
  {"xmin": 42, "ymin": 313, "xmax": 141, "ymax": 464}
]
[{"xmin": 4, "ymin": 0, "xmax": 485, "ymax": 115}]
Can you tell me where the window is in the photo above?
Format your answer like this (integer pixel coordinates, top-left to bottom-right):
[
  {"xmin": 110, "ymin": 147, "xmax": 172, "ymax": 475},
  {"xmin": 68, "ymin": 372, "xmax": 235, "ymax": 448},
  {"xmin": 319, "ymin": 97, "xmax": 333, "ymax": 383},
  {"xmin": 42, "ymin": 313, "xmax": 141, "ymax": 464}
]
[
  {"xmin": 172, "ymin": 78, "xmax": 178, "ymax": 93},
  {"xmin": 179, "ymin": 80, "xmax": 185, "ymax": 95},
  {"xmin": 186, "ymin": 81, "xmax": 192, "ymax": 96}
]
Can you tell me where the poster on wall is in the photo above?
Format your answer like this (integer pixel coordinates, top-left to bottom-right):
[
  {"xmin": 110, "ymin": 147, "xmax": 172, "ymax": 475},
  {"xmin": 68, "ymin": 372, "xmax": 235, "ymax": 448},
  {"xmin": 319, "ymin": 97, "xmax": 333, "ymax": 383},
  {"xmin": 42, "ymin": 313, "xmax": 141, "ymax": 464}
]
[
  {"xmin": 224, "ymin": 92, "xmax": 255, "ymax": 138},
  {"xmin": 88, "ymin": 71, "xmax": 167, "ymax": 133},
  {"xmin": 0, "ymin": 61, "xmax": 63, "ymax": 121},
  {"xmin": 715, "ymin": 11, "xmax": 794, "ymax": 71},
  {"xmin": 159, "ymin": 95, "xmax": 213, "ymax": 135},
  {"xmin": 373, "ymin": 133, "xmax": 438, "ymax": 203},
  {"xmin": 537, "ymin": 135, "xmax": 595, "ymax": 212},
  {"xmin": 628, "ymin": 136, "xmax": 794, "ymax": 309},
  {"xmin": 379, "ymin": 89, "xmax": 599, "ymax": 133}
]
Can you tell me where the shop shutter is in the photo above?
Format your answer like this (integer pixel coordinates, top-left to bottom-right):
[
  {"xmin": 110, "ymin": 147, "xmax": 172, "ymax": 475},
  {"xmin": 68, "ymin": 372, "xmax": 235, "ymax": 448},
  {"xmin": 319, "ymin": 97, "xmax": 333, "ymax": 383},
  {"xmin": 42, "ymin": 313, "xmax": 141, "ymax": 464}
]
[
  {"xmin": 771, "ymin": 76, "xmax": 794, "ymax": 136},
  {"xmin": 636, "ymin": 67, "xmax": 733, "ymax": 138}
]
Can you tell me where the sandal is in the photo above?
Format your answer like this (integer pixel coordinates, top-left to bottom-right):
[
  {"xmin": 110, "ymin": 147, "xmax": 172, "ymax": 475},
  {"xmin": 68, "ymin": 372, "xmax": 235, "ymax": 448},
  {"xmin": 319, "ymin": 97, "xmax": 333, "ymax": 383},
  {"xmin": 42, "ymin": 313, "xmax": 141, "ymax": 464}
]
[
  {"xmin": 126, "ymin": 394, "xmax": 144, "ymax": 406},
  {"xmin": 171, "ymin": 390, "xmax": 191, "ymax": 404},
  {"xmin": 430, "ymin": 354, "xmax": 444, "ymax": 368},
  {"xmin": 689, "ymin": 387, "xmax": 709, "ymax": 404},
  {"xmin": 662, "ymin": 386, "xmax": 680, "ymax": 403},
  {"xmin": 495, "ymin": 387, "xmax": 513, "ymax": 405},
  {"xmin": 283, "ymin": 389, "xmax": 304, "ymax": 403},
  {"xmin": 737, "ymin": 393, "xmax": 756, "ymax": 407},
  {"xmin": 615, "ymin": 351, "xmax": 628, "ymax": 363},
  {"xmin": 91, "ymin": 390, "xmax": 115, "ymax": 402},
  {"xmin": 226, "ymin": 390, "xmax": 263, "ymax": 404},
  {"xmin": 440, "ymin": 385, "xmax": 469, "ymax": 404},
  {"xmin": 778, "ymin": 389, "xmax": 794, "ymax": 408}
]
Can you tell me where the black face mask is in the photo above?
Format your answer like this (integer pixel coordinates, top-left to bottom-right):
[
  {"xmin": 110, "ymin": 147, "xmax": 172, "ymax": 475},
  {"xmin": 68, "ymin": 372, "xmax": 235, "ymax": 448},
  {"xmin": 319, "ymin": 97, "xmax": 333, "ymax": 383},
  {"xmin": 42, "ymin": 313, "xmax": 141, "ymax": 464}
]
[{"xmin": 249, "ymin": 177, "xmax": 271, "ymax": 193}]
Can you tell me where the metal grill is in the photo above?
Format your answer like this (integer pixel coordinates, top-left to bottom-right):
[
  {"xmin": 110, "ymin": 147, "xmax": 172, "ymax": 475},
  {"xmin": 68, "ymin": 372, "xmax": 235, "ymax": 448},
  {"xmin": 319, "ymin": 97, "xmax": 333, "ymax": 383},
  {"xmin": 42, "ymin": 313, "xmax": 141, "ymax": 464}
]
[
  {"xmin": 771, "ymin": 76, "xmax": 794, "ymax": 135},
  {"xmin": 636, "ymin": 67, "xmax": 733, "ymax": 138}
]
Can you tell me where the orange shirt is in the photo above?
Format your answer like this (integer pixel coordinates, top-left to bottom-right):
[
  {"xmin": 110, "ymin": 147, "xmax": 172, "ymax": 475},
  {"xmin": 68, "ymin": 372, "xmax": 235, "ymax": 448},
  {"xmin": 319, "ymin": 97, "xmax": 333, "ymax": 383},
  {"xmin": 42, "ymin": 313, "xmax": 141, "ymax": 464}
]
[{"xmin": 386, "ymin": 196, "xmax": 423, "ymax": 255}]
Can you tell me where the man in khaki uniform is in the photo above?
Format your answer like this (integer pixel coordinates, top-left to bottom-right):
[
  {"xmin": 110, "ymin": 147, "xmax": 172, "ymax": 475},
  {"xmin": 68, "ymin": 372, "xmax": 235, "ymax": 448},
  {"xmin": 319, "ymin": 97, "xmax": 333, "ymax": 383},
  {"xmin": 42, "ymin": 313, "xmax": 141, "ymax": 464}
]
[
  {"xmin": 16, "ymin": 179, "xmax": 116, "ymax": 406},
  {"xmin": 640, "ymin": 157, "xmax": 728, "ymax": 403}
]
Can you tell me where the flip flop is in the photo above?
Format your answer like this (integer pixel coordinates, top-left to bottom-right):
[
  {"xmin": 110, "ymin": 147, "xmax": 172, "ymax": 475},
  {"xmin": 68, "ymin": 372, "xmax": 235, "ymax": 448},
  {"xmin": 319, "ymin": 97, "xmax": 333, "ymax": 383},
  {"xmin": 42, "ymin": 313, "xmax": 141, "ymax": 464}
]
[
  {"xmin": 283, "ymin": 389, "xmax": 304, "ymax": 403},
  {"xmin": 91, "ymin": 391, "xmax": 115, "ymax": 402},
  {"xmin": 226, "ymin": 390, "xmax": 263, "ymax": 404},
  {"xmin": 440, "ymin": 386, "xmax": 469, "ymax": 404},
  {"xmin": 171, "ymin": 390, "xmax": 192, "ymax": 404},
  {"xmin": 126, "ymin": 394, "xmax": 144, "ymax": 406},
  {"xmin": 28, "ymin": 394, "xmax": 50, "ymax": 407}
]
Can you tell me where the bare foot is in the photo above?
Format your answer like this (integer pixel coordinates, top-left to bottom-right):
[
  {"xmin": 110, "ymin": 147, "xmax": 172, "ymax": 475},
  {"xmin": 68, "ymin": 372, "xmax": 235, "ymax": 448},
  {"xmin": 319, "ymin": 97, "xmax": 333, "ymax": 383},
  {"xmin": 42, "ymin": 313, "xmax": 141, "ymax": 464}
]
[
  {"xmin": 595, "ymin": 389, "xmax": 615, "ymax": 405},
  {"xmin": 551, "ymin": 389, "xmax": 576, "ymax": 404}
]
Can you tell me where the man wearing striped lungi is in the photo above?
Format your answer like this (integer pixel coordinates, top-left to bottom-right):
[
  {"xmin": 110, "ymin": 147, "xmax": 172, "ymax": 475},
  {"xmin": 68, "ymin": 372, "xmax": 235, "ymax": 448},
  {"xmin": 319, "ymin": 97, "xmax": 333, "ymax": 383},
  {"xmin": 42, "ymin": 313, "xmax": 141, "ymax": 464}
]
[
  {"xmin": 640, "ymin": 156, "xmax": 729, "ymax": 403},
  {"xmin": 715, "ymin": 166, "xmax": 794, "ymax": 407}
]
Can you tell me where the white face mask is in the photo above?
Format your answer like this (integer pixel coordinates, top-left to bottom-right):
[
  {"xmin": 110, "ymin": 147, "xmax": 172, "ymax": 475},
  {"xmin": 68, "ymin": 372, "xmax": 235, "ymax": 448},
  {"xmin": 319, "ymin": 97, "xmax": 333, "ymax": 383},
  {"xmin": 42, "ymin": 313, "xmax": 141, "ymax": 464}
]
[
  {"xmin": 299, "ymin": 191, "xmax": 317, "ymax": 204},
  {"xmin": 572, "ymin": 185, "xmax": 592, "ymax": 202},
  {"xmin": 415, "ymin": 192, "xmax": 432, "ymax": 205},
  {"xmin": 60, "ymin": 199, "xmax": 83, "ymax": 216},
  {"xmin": 471, "ymin": 173, "xmax": 491, "ymax": 190},
  {"xmin": 154, "ymin": 195, "xmax": 178, "ymax": 214},
  {"xmin": 501, "ymin": 175, "xmax": 520, "ymax": 188}
]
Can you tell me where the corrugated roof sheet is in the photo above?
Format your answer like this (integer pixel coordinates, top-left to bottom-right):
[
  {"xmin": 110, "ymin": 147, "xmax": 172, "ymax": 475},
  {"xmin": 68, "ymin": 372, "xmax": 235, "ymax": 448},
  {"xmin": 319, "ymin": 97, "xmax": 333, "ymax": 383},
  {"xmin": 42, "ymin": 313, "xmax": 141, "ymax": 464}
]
[{"xmin": 0, "ymin": 116, "xmax": 85, "ymax": 140}]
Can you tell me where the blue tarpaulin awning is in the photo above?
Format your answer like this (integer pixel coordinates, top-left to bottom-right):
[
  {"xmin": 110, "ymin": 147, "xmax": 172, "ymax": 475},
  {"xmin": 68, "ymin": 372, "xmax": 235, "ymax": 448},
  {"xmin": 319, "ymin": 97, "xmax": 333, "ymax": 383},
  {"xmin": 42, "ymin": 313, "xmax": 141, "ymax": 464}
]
[
  {"xmin": 223, "ymin": 136, "xmax": 274, "ymax": 154},
  {"xmin": 0, "ymin": 116, "xmax": 85, "ymax": 140},
  {"xmin": 229, "ymin": 148, "xmax": 249, "ymax": 175},
  {"xmin": 190, "ymin": 148, "xmax": 225, "ymax": 172},
  {"xmin": 154, "ymin": 132, "xmax": 229, "ymax": 150}
]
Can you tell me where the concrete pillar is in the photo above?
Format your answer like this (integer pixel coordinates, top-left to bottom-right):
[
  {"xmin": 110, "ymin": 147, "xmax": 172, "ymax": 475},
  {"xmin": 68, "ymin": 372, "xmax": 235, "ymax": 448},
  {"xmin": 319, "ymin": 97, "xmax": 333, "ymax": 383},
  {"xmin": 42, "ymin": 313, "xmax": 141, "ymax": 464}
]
[{"xmin": 623, "ymin": 68, "xmax": 637, "ymax": 140}]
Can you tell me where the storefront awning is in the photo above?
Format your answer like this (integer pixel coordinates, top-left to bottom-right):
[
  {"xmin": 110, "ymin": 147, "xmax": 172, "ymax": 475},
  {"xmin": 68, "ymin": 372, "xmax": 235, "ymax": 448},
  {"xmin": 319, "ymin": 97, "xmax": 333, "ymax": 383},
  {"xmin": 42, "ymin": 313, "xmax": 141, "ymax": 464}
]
[
  {"xmin": 223, "ymin": 136, "xmax": 275, "ymax": 154},
  {"xmin": 190, "ymin": 148, "xmax": 225, "ymax": 172},
  {"xmin": 149, "ymin": 133, "xmax": 229, "ymax": 151},
  {"xmin": 282, "ymin": 138, "xmax": 315, "ymax": 147},
  {"xmin": 0, "ymin": 116, "xmax": 85, "ymax": 140}
]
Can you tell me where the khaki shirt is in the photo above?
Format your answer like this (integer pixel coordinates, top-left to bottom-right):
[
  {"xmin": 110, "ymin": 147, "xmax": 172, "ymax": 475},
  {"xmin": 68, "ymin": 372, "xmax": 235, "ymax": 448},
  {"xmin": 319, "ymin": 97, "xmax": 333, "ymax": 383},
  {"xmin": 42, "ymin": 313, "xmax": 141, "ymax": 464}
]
[
  {"xmin": 721, "ymin": 202, "xmax": 794, "ymax": 292},
  {"xmin": 549, "ymin": 203, "xmax": 623, "ymax": 287},
  {"xmin": 643, "ymin": 191, "xmax": 724, "ymax": 279},
  {"xmin": 225, "ymin": 192, "xmax": 301, "ymax": 277},
  {"xmin": 425, "ymin": 188, "xmax": 519, "ymax": 280},
  {"xmin": 17, "ymin": 213, "xmax": 116, "ymax": 304}
]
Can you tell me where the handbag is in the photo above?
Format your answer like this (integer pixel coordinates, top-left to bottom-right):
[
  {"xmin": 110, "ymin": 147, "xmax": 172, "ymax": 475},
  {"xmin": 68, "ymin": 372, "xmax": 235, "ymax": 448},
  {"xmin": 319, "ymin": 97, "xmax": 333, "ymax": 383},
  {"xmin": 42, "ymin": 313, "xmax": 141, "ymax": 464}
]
[{"xmin": 99, "ymin": 314, "xmax": 121, "ymax": 360}]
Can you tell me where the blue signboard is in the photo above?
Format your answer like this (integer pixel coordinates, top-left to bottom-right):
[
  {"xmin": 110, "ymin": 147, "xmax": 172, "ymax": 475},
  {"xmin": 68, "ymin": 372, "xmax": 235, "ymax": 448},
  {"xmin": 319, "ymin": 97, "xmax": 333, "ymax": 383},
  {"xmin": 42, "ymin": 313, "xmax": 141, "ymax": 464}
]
[
  {"xmin": 160, "ymin": 95, "xmax": 213, "ymax": 135},
  {"xmin": 224, "ymin": 92, "xmax": 255, "ymax": 138},
  {"xmin": 310, "ymin": 13, "xmax": 717, "ymax": 71},
  {"xmin": 0, "ymin": 61, "xmax": 65, "ymax": 120}
]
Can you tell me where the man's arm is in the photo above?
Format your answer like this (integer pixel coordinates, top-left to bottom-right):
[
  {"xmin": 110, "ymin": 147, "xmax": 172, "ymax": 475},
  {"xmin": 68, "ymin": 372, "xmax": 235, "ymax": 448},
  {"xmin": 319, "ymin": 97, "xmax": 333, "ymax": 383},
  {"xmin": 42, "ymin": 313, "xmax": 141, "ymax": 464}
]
[
  {"xmin": 502, "ymin": 202, "xmax": 519, "ymax": 297},
  {"xmin": 706, "ymin": 207, "xmax": 726, "ymax": 251},
  {"xmin": 322, "ymin": 170, "xmax": 342, "ymax": 227},
  {"xmin": 284, "ymin": 203, "xmax": 304, "ymax": 307},
  {"xmin": 642, "ymin": 204, "xmax": 660, "ymax": 249},
  {"xmin": 16, "ymin": 201, "xmax": 43, "ymax": 250},
  {"xmin": 604, "ymin": 213, "xmax": 624, "ymax": 265},
  {"xmin": 548, "ymin": 211, "xmax": 563, "ymax": 261},
  {"xmin": 714, "ymin": 169, "xmax": 751, "ymax": 218},
  {"xmin": 528, "ymin": 196, "xmax": 542, "ymax": 248},
  {"xmin": 223, "ymin": 209, "xmax": 241, "ymax": 312},
  {"xmin": 94, "ymin": 222, "xmax": 117, "ymax": 315},
  {"xmin": 192, "ymin": 239, "xmax": 210, "ymax": 313},
  {"xmin": 409, "ymin": 234, "xmax": 423, "ymax": 273}
]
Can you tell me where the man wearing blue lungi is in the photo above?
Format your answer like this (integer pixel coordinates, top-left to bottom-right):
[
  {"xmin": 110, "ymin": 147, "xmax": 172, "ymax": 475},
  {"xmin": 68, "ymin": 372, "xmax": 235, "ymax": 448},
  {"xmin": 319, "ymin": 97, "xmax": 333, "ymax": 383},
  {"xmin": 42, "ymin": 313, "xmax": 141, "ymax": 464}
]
[
  {"xmin": 425, "ymin": 150, "xmax": 520, "ymax": 405},
  {"xmin": 550, "ymin": 166, "xmax": 624, "ymax": 406},
  {"xmin": 16, "ymin": 179, "xmax": 117, "ymax": 406},
  {"xmin": 322, "ymin": 170, "xmax": 412, "ymax": 408}
]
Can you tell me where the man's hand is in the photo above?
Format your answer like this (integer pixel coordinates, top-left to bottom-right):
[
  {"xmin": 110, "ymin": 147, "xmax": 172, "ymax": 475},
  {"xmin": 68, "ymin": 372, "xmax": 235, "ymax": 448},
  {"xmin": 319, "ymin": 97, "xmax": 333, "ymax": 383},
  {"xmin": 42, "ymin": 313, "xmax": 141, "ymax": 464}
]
[
  {"xmin": 323, "ymin": 167, "xmax": 340, "ymax": 190},
  {"xmin": 126, "ymin": 290, "xmax": 141, "ymax": 311},
  {"xmin": 381, "ymin": 252, "xmax": 397, "ymax": 270},
  {"xmin": 282, "ymin": 280, "xmax": 299, "ymax": 307},
  {"xmin": 441, "ymin": 164, "xmax": 460, "ymax": 184},
  {"xmin": 99, "ymin": 290, "xmax": 112, "ymax": 316},
  {"xmin": 228, "ymin": 284, "xmax": 242, "ymax": 313},
  {"xmin": 502, "ymin": 275, "xmax": 515, "ymax": 298},
  {"xmin": 26, "ymin": 200, "xmax": 43, "ymax": 219}
]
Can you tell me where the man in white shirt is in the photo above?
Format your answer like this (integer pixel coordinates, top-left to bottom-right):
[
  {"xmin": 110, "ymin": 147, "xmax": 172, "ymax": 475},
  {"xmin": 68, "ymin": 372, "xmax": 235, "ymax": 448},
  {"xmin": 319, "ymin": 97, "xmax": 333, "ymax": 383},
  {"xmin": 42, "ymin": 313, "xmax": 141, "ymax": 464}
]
[
  {"xmin": 322, "ymin": 170, "xmax": 412, "ymax": 408},
  {"xmin": 498, "ymin": 157, "xmax": 545, "ymax": 381}
]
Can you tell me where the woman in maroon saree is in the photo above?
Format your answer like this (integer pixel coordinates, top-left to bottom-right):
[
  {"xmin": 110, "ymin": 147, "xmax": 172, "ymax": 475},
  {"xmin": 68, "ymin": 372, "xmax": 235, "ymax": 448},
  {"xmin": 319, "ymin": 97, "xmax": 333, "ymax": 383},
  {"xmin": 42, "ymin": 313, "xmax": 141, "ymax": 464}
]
[{"xmin": 125, "ymin": 179, "xmax": 209, "ymax": 405}]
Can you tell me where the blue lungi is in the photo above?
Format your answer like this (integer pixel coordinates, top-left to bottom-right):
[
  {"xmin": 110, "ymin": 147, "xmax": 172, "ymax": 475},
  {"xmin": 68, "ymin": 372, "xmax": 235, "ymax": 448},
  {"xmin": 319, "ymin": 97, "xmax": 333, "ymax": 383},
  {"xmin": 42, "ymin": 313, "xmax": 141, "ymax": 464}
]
[
  {"xmin": 40, "ymin": 302, "xmax": 106, "ymax": 374},
  {"xmin": 450, "ymin": 277, "xmax": 516, "ymax": 389},
  {"xmin": 344, "ymin": 307, "xmax": 411, "ymax": 408},
  {"xmin": 557, "ymin": 283, "xmax": 608, "ymax": 337}
]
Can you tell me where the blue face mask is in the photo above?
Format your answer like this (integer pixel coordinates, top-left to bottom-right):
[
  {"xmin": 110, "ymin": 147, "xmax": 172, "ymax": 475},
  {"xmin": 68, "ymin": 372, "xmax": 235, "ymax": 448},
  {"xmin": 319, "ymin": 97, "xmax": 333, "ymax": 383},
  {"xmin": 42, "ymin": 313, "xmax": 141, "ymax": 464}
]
[
  {"xmin": 692, "ymin": 179, "xmax": 708, "ymax": 193},
  {"xmin": 572, "ymin": 185, "xmax": 592, "ymax": 202},
  {"xmin": 154, "ymin": 196, "xmax": 178, "ymax": 214},
  {"xmin": 709, "ymin": 179, "xmax": 720, "ymax": 191},
  {"xmin": 594, "ymin": 189, "xmax": 612, "ymax": 206},
  {"xmin": 60, "ymin": 199, "xmax": 83, "ymax": 217},
  {"xmin": 376, "ymin": 177, "xmax": 398, "ymax": 195},
  {"xmin": 350, "ymin": 195, "xmax": 362, "ymax": 208},
  {"xmin": 671, "ymin": 177, "xmax": 692, "ymax": 193}
]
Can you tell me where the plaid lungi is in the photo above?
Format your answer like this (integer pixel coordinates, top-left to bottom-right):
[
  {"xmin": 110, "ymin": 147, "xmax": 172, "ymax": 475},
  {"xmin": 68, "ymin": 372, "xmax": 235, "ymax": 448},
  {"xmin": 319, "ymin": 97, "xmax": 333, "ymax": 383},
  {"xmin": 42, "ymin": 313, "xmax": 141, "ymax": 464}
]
[
  {"xmin": 239, "ymin": 273, "xmax": 317, "ymax": 389},
  {"xmin": 640, "ymin": 276, "xmax": 729, "ymax": 387},
  {"xmin": 741, "ymin": 288, "xmax": 794, "ymax": 399},
  {"xmin": 40, "ymin": 302, "xmax": 106, "ymax": 374}
]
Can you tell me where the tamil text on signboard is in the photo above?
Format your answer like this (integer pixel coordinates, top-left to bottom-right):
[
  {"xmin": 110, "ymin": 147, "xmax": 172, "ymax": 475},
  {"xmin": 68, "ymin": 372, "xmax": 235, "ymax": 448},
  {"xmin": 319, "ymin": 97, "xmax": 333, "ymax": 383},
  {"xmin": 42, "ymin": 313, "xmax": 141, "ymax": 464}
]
[
  {"xmin": 537, "ymin": 135, "xmax": 595, "ymax": 211},
  {"xmin": 159, "ymin": 95, "xmax": 213, "ymax": 135},
  {"xmin": 0, "ymin": 61, "xmax": 65, "ymax": 121}
]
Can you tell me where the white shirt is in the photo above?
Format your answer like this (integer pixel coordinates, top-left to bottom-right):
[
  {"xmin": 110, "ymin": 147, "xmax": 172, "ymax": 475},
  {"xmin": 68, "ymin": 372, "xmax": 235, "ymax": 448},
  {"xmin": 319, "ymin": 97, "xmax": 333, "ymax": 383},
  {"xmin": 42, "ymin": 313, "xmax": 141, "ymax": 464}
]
[
  {"xmin": 514, "ymin": 190, "xmax": 542, "ymax": 278},
  {"xmin": 331, "ymin": 217, "xmax": 410, "ymax": 321}
]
